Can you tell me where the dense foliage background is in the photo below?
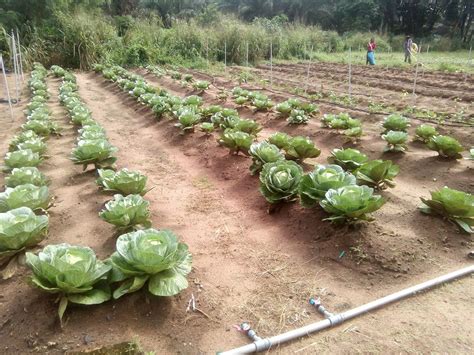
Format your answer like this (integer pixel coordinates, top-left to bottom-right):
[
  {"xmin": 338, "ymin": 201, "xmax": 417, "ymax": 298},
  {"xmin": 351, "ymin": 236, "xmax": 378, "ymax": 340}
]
[{"xmin": 0, "ymin": 0, "xmax": 472, "ymax": 68}]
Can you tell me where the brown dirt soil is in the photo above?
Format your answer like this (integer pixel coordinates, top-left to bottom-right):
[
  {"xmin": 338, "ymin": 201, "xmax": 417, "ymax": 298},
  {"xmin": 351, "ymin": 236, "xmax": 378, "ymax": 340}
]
[
  {"xmin": 232, "ymin": 62, "xmax": 474, "ymax": 120},
  {"xmin": 0, "ymin": 69, "xmax": 473, "ymax": 355}
]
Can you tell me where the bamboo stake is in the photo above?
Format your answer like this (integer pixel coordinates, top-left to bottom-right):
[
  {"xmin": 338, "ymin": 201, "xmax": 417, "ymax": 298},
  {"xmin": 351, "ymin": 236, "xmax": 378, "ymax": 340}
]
[
  {"xmin": 0, "ymin": 55, "xmax": 14, "ymax": 121},
  {"xmin": 348, "ymin": 47, "xmax": 352, "ymax": 98},
  {"xmin": 11, "ymin": 30, "xmax": 19, "ymax": 102},
  {"xmin": 16, "ymin": 30, "xmax": 24, "ymax": 82},
  {"xmin": 270, "ymin": 39, "xmax": 273, "ymax": 89}
]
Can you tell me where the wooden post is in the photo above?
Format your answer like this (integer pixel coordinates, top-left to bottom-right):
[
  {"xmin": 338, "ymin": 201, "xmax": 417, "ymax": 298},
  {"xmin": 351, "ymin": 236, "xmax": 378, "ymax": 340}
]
[
  {"xmin": 270, "ymin": 39, "xmax": 273, "ymax": 88},
  {"xmin": 0, "ymin": 55, "xmax": 14, "ymax": 121},
  {"xmin": 348, "ymin": 47, "xmax": 352, "ymax": 98},
  {"xmin": 10, "ymin": 30, "xmax": 19, "ymax": 102},
  {"xmin": 412, "ymin": 63, "xmax": 419, "ymax": 106},
  {"xmin": 246, "ymin": 42, "xmax": 249, "ymax": 67},
  {"xmin": 305, "ymin": 45, "xmax": 313, "ymax": 94},
  {"xmin": 224, "ymin": 41, "xmax": 227, "ymax": 73},
  {"xmin": 16, "ymin": 30, "xmax": 24, "ymax": 82},
  {"xmin": 464, "ymin": 46, "xmax": 472, "ymax": 82}
]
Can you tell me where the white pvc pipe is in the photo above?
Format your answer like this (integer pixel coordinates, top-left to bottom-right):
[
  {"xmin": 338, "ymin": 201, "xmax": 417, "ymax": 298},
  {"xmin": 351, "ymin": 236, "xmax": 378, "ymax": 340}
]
[
  {"xmin": 220, "ymin": 264, "xmax": 474, "ymax": 354},
  {"xmin": 16, "ymin": 30, "xmax": 24, "ymax": 82},
  {"xmin": 11, "ymin": 31, "xmax": 19, "ymax": 101}
]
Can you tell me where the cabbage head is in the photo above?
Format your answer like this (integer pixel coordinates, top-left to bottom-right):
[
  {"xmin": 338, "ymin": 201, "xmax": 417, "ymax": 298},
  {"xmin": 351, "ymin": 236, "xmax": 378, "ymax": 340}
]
[
  {"xmin": 414, "ymin": 124, "xmax": 438, "ymax": 143},
  {"xmin": 356, "ymin": 160, "xmax": 399, "ymax": 189},
  {"xmin": 0, "ymin": 184, "xmax": 51, "ymax": 212},
  {"xmin": 427, "ymin": 135, "xmax": 464, "ymax": 159},
  {"xmin": 381, "ymin": 114, "xmax": 410, "ymax": 133},
  {"xmin": 4, "ymin": 149, "xmax": 42, "ymax": 170},
  {"xmin": 285, "ymin": 136, "xmax": 321, "ymax": 162},
  {"xmin": 299, "ymin": 165, "xmax": 356, "ymax": 207},
  {"xmin": 420, "ymin": 187, "xmax": 473, "ymax": 234},
  {"xmin": 382, "ymin": 130, "xmax": 408, "ymax": 152},
  {"xmin": 320, "ymin": 185, "xmax": 385, "ymax": 223},
  {"xmin": 0, "ymin": 207, "xmax": 48, "ymax": 269},
  {"xmin": 268, "ymin": 132, "xmax": 291, "ymax": 150},
  {"xmin": 96, "ymin": 169, "xmax": 148, "ymax": 195},
  {"xmin": 249, "ymin": 141, "xmax": 285, "ymax": 175},
  {"xmin": 218, "ymin": 129, "xmax": 254, "ymax": 155},
  {"xmin": 99, "ymin": 194, "xmax": 151, "ymax": 231},
  {"xmin": 328, "ymin": 148, "xmax": 368, "ymax": 171},
  {"xmin": 26, "ymin": 244, "xmax": 111, "ymax": 324},
  {"xmin": 71, "ymin": 139, "xmax": 118, "ymax": 170},
  {"xmin": 107, "ymin": 229, "xmax": 192, "ymax": 299},
  {"xmin": 259, "ymin": 160, "xmax": 303, "ymax": 204},
  {"xmin": 5, "ymin": 167, "xmax": 50, "ymax": 188}
]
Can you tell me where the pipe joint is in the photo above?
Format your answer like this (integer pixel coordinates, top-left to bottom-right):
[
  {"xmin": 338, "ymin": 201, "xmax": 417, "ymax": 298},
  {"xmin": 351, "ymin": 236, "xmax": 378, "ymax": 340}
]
[
  {"xmin": 309, "ymin": 297, "xmax": 334, "ymax": 318},
  {"xmin": 254, "ymin": 339, "xmax": 272, "ymax": 352},
  {"xmin": 240, "ymin": 323, "xmax": 262, "ymax": 342},
  {"xmin": 329, "ymin": 314, "xmax": 345, "ymax": 326}
]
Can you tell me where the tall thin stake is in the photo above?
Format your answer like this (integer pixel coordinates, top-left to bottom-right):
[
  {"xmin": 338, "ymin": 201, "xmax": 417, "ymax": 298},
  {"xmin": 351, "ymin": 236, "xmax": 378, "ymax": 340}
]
[
  {"xmin": 304, "ymin": 45, "xmax": 314, "ymax": 94},
  {"xmin": 246, "ymin": 42, "xmax": 249, "ymax": 67},
  {"xmin": 11, "ymin": 30, "xmax": 19, "ymax": 102},
  {"xmin": 348, "ymin": 47, "xmax": 352, "ymax": 98},
  {"xmin": 16, "ymin": 30, "xmax": 24, "ymax": 82},
  {"xmin": 270, "ymin": 39, "xmax": 273, "ymax": 89},
  {"xmin": 206, "ymin": 38, "xmax": 209, "ymax": 69},
  {"xmin": 0, "ymin": 55, "xmax": 14, "ymax": 121},
  {"xmin": 464, "ymin": 46, "xmax": 472, "ymax": 82},
  {"xmin": 224, "ymin": 41, "xmax": 227, "ymax": 73},
  {"xmin": 412, "ymin": 63, "xmax": 419, "ymax": 106}
]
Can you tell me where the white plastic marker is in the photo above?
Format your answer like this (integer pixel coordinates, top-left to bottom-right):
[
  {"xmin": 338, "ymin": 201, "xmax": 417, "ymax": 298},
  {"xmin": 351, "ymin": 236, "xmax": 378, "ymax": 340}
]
[
  {"xmin": 0, "ymin": 55, "xmax": 14, "ymax": 121},
  {"xmin": 348, "ymin": 47, "xmax": 352, "ymax": 98},
  {"xmin": 270, "ymin": 39, "xmax": 273, "ymax": 89}
]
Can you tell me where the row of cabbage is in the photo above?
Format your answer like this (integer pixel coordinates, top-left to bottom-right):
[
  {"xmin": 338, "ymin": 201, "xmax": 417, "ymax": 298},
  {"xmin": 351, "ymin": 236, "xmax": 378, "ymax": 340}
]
[
  {"xmin": 96, "ymin": 64, "xmax": 473, "ymax": 235},
  {"xmin": 1, "ymin": 63, "xmax": 55, "ymax": 280},
  {"xmin": 147, "ymin": 64, "xmax": 474, "ymax": 158},
  {"xmin": 5, "ymin": 65, "xmax": 192, "ymax": 325}
]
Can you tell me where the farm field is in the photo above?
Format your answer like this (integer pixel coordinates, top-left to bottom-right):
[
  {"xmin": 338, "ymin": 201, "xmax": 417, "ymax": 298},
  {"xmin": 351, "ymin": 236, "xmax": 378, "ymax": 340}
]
[{"xmin": 0, "ymin": 60, "xmax": 473, "ymax": 355}]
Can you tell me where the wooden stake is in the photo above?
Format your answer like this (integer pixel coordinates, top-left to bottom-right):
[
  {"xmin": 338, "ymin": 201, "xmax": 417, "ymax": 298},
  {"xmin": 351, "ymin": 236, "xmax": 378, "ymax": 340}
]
[{"xmin": 0, "ymin": 55, "xmax": 14, "ymax": 121}]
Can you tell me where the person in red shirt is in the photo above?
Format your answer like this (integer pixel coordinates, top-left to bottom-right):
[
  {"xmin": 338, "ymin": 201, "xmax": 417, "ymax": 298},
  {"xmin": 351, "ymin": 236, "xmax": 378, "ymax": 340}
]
[{"xmin": 366, "ymin": 38, "xmax": 376, "ymax": 65}]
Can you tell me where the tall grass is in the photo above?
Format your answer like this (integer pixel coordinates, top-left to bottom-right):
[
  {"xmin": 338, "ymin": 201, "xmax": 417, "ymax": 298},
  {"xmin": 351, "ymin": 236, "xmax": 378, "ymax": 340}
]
[{"xmin": 8, "ymin": 10, "xmax": 472, "ymax": 72}]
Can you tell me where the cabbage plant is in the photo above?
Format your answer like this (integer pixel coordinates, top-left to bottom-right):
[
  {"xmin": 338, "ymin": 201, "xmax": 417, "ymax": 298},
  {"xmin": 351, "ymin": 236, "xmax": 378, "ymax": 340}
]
[
  {"xmin": 382, "ymin": 130, "xmax": 408, "ymax": 152},
  {"xmin": 275, "ymin": 102, "xmax": 292, "ymax": 117},
  {"xmin": 320, "ymin": 185, "xmax": 385, "ymax": 224},
  {"xmin": 427, "ymin": 135, "xmax": 464, "ymax": 159},
  {"xmin": 15, "ymin": 138, "xmax": 48, "ymax": 156},
  {"xmin": 99, "ymin": 194, "xmax": 151, "ymax": 231},
  {"xmin": 328, "ymin": 148, "xmax": 368, "ymax": 171},
  {"xmin": 299, "ymin": 165, "xmax": 356, "ymax": 207},
  {"xmin": 356, "ymin": 160, "xmax": 399, "ymax": 189},
  {"xmin": 200, "ymin": 122, "xmax": 214, "ymax": 134},
  {"xmin": 287, "ymin": 109, "xmax": 309, "ymax": 125},
  {"xmin": 419, "ymin": 187, "xmax": 473, "ymax": 234},
  {"xmin": 0, "ymin": 184, "xmax": 51, "ymax": 213},
  {"xmin": 0, "ymin": 207, "xmax": 48, "ymax": 278},
  {"xmin": 5, "ymin": 167, "xmax": 49, "ymax": 188},
  {"xmin": 218, "ymin": 129, "xmax": 254, "ymax": 155},
  {"xmin": 414, "ymin": 124, "xmax": 438, "ymax": 143},
  {"xmin": 71, "ymin": 139, "xmax": 118, "ymax": 170},
  {"xmin": 249, "ymin": 141, "xmax": 285, "ymax": 175},
  {"xmin": 4, "ymin": 149, "xmax": 42, "ymax": 170},
  {"xmin": 382, "ymin": 114, "xmax": 410, "ymax": 133},
  {"xmin": 9, "ymin": 130, "xmax": 40, "ymax": 150},
  {"xmin": 26, "ymin": 244, "xmax": 111, "ymax": 324},
  {"xmin": 268, "ymin": 132, "xmax": 291, "ymax": 150},
  {"xmin": 107, "ymin": 229, "xmax": 192, "ymax": 299},
  {"xmin": 259, "ymin": 160, "xmax": 303, "ymax": 203},
  {"xmin": 233, "ymin": 119, "xmax": 262, "ymax": 136},
  {"xmin": 285, "ymin": 136, "xmax": 321, "ymax": 162},
  {"xmin": 96, "ymin": 169, "xmax": 148, "ymax": 195},
  {"xmin": 193, "ymin": 80, "xmax": 210, "ymax": 91},
  {"xmin": 175, "ymin": 110, "xmax": 201, "ymax": 133}
]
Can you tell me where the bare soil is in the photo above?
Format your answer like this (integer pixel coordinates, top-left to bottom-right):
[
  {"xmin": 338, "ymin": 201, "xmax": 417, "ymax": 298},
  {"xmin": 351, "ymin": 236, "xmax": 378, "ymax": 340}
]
[
  {"xmin": 0, "ymin": 67, "xmax": 473, "ymax": 355},
  {"xmin": 231, "ymin": 62, "xmax": 474, "ymax": 121}
]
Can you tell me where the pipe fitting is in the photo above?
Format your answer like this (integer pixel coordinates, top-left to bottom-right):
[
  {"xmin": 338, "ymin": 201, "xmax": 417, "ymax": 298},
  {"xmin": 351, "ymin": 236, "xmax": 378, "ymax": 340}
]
[
  {"xmin": 240, "ymin": 323, "xmax": 262, "ymax": 342},
  {"xmin": 309, "ymin": 297, "xmax": 334, "ymax": 318}
]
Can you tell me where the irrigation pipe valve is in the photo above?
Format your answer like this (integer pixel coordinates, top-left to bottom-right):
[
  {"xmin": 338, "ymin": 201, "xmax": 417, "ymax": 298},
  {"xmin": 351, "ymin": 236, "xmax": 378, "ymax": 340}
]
[
  {"xmin": 309, "ymin": 297, "xmax": 334, "ymax": 318},
  {"xmin": 238, "ymin": 323, "xmax": 262, "ymax": 342}
]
